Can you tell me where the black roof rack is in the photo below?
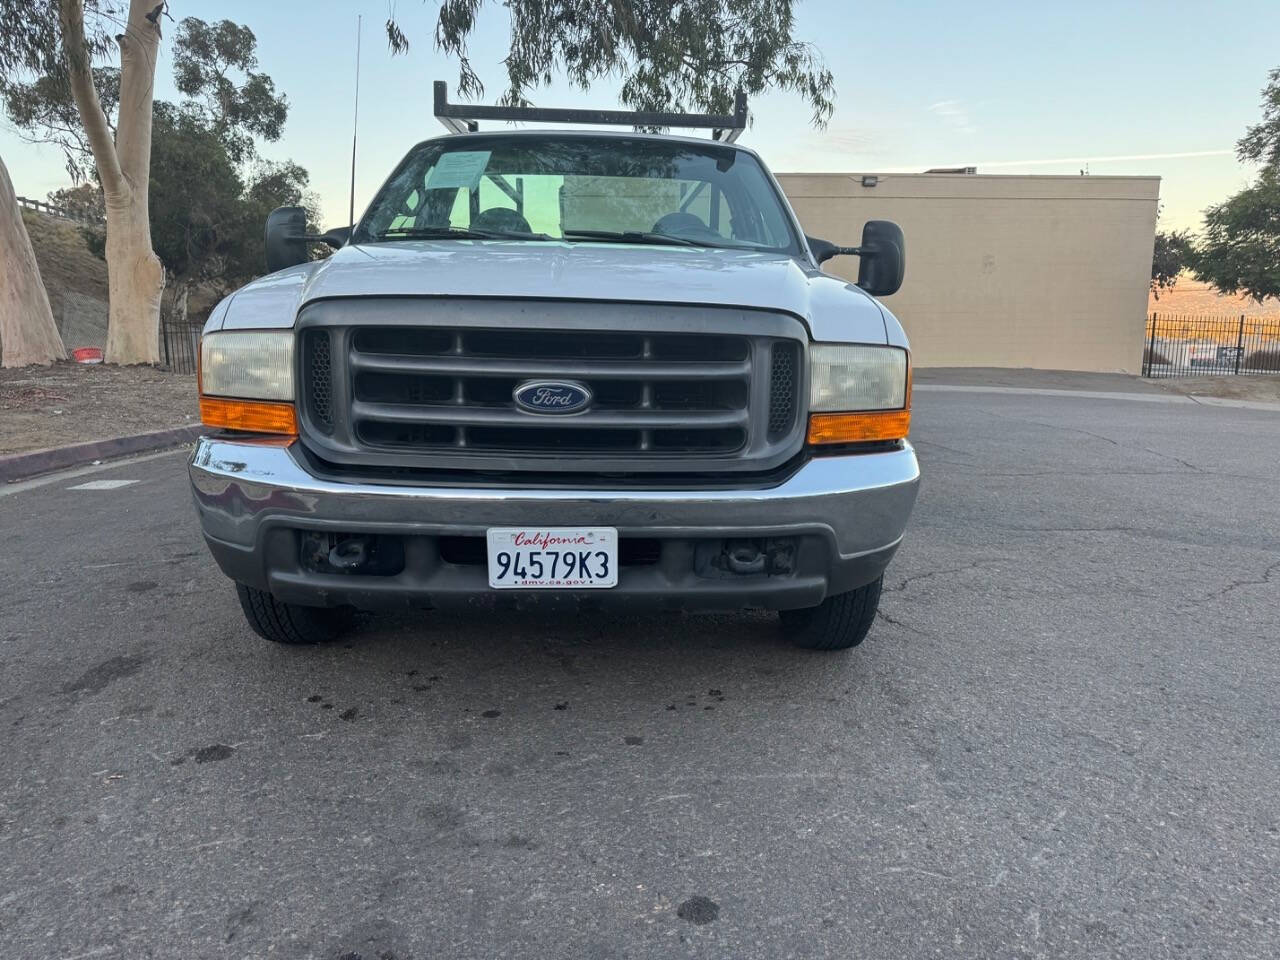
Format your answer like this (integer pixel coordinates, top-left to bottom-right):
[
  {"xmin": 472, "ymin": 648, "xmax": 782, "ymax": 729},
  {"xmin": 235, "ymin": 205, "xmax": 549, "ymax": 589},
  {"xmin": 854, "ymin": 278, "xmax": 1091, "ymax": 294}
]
[{"xmin": 433, "ymin": 81, "xmax": 747, "ymax": 142}]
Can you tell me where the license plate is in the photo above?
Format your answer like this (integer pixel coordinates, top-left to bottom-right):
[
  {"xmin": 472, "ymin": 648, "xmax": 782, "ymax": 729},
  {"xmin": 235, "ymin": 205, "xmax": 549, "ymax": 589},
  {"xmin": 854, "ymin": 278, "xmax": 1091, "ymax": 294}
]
[{"xmin": 486, "ymin": 527, "xmax": 618, "ymax": 589}]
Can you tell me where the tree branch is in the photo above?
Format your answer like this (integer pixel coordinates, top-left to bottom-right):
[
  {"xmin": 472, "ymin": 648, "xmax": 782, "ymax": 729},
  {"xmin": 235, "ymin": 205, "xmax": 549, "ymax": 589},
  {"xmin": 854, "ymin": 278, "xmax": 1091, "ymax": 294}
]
[
  {"xmin": 59, "ymin": 0, "xmax": 125, "ymax": 196},
  {"xmin": 114, "ymin": 0, "xmax": 163, "ymax": 187}
]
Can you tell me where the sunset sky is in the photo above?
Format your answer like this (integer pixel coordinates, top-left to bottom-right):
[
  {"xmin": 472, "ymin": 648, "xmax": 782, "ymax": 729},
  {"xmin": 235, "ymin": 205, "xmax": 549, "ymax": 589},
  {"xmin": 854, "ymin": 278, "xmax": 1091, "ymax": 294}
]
[{"xmin": 2, "ymin": 0, "xmax": 1276, "ymax": 233}]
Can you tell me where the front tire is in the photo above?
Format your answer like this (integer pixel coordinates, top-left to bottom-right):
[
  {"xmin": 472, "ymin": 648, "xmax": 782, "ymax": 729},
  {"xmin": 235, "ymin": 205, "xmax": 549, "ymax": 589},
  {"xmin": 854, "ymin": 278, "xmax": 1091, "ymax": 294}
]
[
  {"xmin": 235, "ymin": 583, "xmax": 352, "ymax": 645},
  {"xmin": 779, "ymin": 576, "xmax": 883, "ymax": 651}
]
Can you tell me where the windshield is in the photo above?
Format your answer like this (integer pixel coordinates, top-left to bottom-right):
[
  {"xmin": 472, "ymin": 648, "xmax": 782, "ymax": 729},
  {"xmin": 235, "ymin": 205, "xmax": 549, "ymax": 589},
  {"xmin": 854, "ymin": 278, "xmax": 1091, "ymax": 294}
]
[{"xmin": 354, "ymin": 134, "xmax": 802, "ymax": 253}]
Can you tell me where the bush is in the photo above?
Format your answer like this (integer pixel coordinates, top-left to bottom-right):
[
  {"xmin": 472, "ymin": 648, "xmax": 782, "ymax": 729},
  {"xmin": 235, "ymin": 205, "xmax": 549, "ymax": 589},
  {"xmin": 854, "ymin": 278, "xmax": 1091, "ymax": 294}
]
[
  {"xmin": 1143, "ymin": 345, "xmax": 1170, "ymax": 366},
  {"xmin": 1244, "ymin": 347, "xmax": 1280, "ymax": 371}
]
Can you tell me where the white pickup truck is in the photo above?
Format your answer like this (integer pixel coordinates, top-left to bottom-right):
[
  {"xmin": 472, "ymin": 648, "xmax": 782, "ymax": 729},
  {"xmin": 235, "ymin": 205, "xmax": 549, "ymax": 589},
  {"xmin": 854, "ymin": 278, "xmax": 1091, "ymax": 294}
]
[{"xmin": 190, "ymin": 89, "xmax": 920, "ymax": 652}]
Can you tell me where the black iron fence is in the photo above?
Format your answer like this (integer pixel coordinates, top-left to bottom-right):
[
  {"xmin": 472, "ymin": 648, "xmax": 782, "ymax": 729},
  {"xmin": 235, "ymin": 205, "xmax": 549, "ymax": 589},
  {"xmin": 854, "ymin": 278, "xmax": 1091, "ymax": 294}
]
[
  {"xmin": 1143, "ymin": 312, "xmax": 1280, "ymax": 378},
  {"xmin": 160, "ymin": 311, "xmax": 201, "ymax": 374}
]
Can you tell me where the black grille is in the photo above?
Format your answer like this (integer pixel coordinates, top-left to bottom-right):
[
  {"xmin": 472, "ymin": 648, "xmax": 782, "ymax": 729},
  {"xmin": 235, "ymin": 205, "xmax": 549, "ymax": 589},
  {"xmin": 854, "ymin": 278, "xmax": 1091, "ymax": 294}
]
[
  {"xmin": 304, "ymin": 330, "xmax": 334, "ymax": 430},
  {"xmin": 768, "ymin": 343, "xmax": 798, "ymax": 439},
  {"xmin": 295, "ymin": 300, "xmax": 807, "ymax": 476},
  {"xmin": 341, "ymin": 327, "xmax": 753, "ymax": 456}
]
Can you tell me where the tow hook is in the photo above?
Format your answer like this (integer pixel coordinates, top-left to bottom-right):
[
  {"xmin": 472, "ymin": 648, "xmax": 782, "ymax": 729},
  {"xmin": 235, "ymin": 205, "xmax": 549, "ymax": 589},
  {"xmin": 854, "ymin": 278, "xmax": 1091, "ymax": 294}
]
[
  {"xmin": 724, "ymin": 540, "xmax": 767, "ymax": 574},
  {"xmin": 328, "ymin": 537, "xmax": 369, "ymax": 571}
]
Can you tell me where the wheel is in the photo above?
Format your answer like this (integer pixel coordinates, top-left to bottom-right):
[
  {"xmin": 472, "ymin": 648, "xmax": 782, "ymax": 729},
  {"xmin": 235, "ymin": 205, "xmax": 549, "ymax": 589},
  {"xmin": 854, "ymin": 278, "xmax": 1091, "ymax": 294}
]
[
  {"xmin": 779, "ymin": 576, "xmax": 883, "ymax": 651},
  {"xmin": 235, "ymin": 583, "xmax": 352, "ymax": 645}
]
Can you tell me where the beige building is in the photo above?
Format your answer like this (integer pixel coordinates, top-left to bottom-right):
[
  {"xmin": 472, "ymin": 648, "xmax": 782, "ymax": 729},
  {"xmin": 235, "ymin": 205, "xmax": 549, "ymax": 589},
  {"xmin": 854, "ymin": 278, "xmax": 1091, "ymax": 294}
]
[{"xmin": 777, "ymin": 172, "xmax": 1160, "ymax": 372}]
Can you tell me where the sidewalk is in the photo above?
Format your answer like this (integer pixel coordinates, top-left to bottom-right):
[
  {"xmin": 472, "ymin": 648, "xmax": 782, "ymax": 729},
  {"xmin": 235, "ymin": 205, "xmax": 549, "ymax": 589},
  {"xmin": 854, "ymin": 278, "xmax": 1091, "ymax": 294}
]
[{"xmin": 917, "ymin": 367, "xmax": 1280, "ymax": 405}]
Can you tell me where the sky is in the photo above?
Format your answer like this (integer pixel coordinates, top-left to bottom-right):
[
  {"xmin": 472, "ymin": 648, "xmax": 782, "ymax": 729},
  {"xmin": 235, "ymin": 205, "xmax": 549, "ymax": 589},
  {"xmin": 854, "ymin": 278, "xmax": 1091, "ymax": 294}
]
[{"xmin": 2, "ymin": 0, "xmax": 1276, "ymax": 233}]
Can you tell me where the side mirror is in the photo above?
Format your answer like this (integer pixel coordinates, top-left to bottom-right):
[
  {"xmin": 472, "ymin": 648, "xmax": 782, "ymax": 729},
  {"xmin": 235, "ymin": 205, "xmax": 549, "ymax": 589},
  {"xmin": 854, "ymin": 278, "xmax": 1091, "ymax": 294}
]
[
  {"xmin": 855, "ymin": 220, "xmax": 905, "ymax": 297},
  {"xmin": 265, "ymin": 208, "xmax": 352, "ymax": 273},
  {"xmin": 265, "ymin": 206, "xmax": 308, "ymax": 273},
  {"xmin": 806, "ymin": 220, "xmax": 906, "ymax": 297}
]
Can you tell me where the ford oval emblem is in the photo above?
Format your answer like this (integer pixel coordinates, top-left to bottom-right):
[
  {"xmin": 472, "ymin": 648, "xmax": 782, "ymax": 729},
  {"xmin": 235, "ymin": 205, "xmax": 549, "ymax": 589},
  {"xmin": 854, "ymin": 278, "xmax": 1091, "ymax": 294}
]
[{"xmin": 513, "ymin": 380, "xmax": 593, "ymax": 415}]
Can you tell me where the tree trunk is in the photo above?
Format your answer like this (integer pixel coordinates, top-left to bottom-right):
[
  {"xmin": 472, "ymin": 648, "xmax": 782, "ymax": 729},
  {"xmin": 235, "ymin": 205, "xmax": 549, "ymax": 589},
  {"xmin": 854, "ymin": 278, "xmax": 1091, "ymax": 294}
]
[
  {"xmin": 0, "ymin": 154, "xmax": 66, "ymax": 367},
  {"xmin": 61, "ymin": 0, "xmax": 164, "ymax": 365},
  {"xmin": 103, "ymin": 192, "xmax": 163, "ymax": 364}
]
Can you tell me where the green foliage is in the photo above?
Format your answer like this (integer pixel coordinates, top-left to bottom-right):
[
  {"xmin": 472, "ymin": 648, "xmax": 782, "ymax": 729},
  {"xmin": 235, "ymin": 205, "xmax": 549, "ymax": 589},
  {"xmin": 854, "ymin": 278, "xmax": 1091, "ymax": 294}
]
[
  {"xmin": 172, "ymin": 18, "xmax": 288, "ymax": 163},
  {"xmin": 386, "ymin": 0, "xmax": 835, "ymax": 125},
  {"xmin": 1194, "ymin": 172, "xmax": 1280, "ymax": 303},
  {"xmin": 4, "ymin": 13, "xmax": 312, "ymax": 294},
  {"xmin": 1150, "ymin": 228, "xmax": 1194, "ymax": 299},
  {"xmin": 0, "ymin": 0, "xmax": 113, "ymax": 83},
  {"xmin": 149, "ymin": 102, "xmax": 246, "ymax": 285},
  {"xmin": 1237, "ymin": 67, "xmax": 1280, "ymax": 173},
  {"xmin": 4, "ymin": 67, "xmax": 119, "ymax": 179}
]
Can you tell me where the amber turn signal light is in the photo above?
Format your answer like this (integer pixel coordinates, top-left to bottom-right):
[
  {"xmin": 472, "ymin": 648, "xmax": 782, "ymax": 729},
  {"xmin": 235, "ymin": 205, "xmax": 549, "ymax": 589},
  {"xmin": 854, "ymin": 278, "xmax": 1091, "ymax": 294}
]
[
  {"xmin": 807, "ymin": 409, "xmax": 911, "ymax": 445},
  {"xmin": 200, "ymin": 396, "xmax": 298, "ymax": 435}
]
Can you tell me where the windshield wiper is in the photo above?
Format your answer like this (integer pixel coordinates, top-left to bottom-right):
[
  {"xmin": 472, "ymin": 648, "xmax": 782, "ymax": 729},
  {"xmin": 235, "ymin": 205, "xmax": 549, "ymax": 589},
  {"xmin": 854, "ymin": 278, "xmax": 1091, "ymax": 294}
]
[
  {"xmin": 562, "ymin": 229, "xmax": 729, "ymax": 249},
  {"xmin": 374, "ymin": 226, "xmax": 552, "ymax": 242}
]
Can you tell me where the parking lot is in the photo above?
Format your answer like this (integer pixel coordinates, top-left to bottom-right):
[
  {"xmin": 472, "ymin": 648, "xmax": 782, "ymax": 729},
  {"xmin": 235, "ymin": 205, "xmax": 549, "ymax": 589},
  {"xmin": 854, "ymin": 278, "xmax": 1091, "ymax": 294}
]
[{"xmin": 1, "ymin": 385, "xmax": 1277, "ymax": 959}]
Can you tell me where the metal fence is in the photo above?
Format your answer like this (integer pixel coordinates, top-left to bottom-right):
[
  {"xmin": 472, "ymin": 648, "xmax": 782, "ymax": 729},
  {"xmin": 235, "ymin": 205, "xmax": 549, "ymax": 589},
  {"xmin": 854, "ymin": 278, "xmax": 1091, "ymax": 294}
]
[
  {"xmin": 16, "ymin": 194, "xmax": 105, "ymax": 226},
  {"xmin": 160, "ymin": 312, "xmax": 201, "ymax": 374},
  {"xmin": 1143, "ymin": 312, "xmax": 1280, "ymax": 378}
]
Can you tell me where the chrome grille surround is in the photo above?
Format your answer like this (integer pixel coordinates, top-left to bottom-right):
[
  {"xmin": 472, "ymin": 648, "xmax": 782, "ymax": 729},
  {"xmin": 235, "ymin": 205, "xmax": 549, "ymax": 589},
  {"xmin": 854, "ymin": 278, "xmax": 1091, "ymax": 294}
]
[{"xmin": 297, "ymin": 298, "xmax": 808, "ymax": 475}]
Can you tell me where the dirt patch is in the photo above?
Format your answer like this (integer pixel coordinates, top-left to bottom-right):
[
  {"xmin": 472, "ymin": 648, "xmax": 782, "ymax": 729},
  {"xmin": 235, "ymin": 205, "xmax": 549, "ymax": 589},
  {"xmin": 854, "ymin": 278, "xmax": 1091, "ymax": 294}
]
[
  {"xmin": 0, "ymin": 361, "xmax": 198, "ymax": 456},
  {"xmin": 1153, "ymin": 375, "xmax": 1280, "ymax": 404}
]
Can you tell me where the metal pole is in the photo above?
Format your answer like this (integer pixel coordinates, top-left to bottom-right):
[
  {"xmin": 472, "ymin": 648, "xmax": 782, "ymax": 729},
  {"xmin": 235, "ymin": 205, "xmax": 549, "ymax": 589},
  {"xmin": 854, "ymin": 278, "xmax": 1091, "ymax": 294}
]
[
  {"xmin": 348, "ymin": 15, "xmax": 362, "ymax": 228},
  {"xmin": 1234, "ymin": 314, "xmax": 1245, "ymax": 375},
  {"xmin": 1144, "ymin": 313, "xmax": 1156, "ymax": 377}
]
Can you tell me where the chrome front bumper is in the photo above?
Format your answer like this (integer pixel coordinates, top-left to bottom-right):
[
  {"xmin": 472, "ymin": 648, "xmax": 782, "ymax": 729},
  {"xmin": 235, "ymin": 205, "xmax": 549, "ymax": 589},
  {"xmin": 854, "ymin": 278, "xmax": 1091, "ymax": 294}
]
[{"xmin": 189, "ymin": 437, "xmax": 920, "ymax": 611}]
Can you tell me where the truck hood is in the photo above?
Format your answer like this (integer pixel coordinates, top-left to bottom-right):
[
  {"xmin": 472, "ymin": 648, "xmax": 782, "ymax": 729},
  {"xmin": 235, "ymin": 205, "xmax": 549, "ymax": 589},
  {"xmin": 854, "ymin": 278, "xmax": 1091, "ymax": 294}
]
[{"xmin": 209, "ymin": 241, "xmax": 894, "ymax": 344}]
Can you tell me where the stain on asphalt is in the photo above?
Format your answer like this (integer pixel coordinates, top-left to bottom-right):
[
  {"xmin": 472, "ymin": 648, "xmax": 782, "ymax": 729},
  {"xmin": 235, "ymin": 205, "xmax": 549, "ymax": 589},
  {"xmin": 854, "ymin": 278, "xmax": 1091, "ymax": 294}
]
[
  {"xmin": 483, "ymin": 761, "xmax": 515, "ymax": 778},
  {"xmin": 306, "ymin": 695, "xmax": 323, "ymax": 703},
  {"xmin": 624, "ymin": 735, "xmax": 644, "ymax": 746},
  {"xmin": 61, "ymin": 654, "xmax": 150, "ymax": 696},
  {"xmin": 554, "ymin": 701, "xmax": 568, "ymax": 710},
  {"xmin": 224, "ymin": 902, "xmax": 258, "ymax": 943},
  {"xmin": 481, "ymin": 709, "xmax": 501, "ymax": 718},
  {"xmin": 339, "ymin": 708, "xmax": 359, "ymax": 721},
  {"xmin": 446, "ymin": 731, "xmax": 472, "ymax": 750},
  {"xmin": 418, "ymin": 801, "xmax": 464, "ymax": 831},
  {"xmin": 502, "ymin": 833, "xmax": 538, "ymax": 850},
  {"xmin": 321, "ymin": 703, "xmax": 334, "ymax": 710},
  {"xmin": 677, "ymin": 895, "xmax": 720, "ymax": 924},
  {"xmin": 194, "ymin": 744, "xmax": 234, "ymax": 764},
  {"xmin": 125, "ymin": 581, "xmax": 158, "ymax": 593}
]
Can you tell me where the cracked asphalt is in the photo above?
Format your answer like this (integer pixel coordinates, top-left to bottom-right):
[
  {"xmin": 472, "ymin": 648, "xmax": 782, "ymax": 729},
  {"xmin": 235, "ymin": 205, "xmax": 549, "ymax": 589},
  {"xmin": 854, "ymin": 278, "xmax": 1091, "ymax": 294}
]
[{"xmin": 1, "ymin": 387, "xmax": 1277, "ymax": 959}]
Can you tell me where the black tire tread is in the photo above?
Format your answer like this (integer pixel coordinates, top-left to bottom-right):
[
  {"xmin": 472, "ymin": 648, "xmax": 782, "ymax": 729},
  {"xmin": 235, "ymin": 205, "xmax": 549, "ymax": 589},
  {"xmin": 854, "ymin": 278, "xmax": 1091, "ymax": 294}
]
[
  {"xmin": 235, "ymin": 583, "xmax": 345, "ymax": 645},
  {"xmin": 780, "ymin": 576, "xmax": 883, "ymax": 651}
]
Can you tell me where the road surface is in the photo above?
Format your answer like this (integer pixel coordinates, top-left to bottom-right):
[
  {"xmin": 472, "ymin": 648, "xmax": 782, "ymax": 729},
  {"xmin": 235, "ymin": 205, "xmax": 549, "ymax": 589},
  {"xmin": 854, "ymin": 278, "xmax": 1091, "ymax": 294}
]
[{"xmin": 1, "ymin": 387, "xmax": 1277, "ymax": 959}]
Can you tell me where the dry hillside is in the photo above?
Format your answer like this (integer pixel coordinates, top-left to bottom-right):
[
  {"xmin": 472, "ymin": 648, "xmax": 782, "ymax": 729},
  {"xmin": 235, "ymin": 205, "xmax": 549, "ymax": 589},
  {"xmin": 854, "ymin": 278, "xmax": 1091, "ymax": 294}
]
[
  {"xmin": 1148, "ymin": 276, "xmax": 1280, "ymax": 318},
  {"xmin": 21, "ymin": 209, "xmax": 108, "ymax": 321}
]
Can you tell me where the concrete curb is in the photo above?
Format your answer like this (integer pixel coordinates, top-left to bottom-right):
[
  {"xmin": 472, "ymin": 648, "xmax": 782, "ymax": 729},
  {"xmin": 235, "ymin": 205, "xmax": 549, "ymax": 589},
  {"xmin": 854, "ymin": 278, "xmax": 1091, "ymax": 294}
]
[
  {"xmin": 916, "ymin": 384, "xmax": 1280, "ymax": 412},
  {"xmin": 0, "ymin": 425, "xmax": 204, "ymax": 484}
]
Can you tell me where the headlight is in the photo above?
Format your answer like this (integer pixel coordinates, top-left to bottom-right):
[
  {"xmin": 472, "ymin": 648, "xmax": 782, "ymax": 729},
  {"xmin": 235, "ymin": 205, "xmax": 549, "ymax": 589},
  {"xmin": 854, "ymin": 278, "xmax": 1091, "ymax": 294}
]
[
  {"xmin": 200, "ymin": 330, "xmax": 294, "ymax": 401},
  {"xmin": 809, "ymin": 344, "xmax": 908, "ymax": 411},
  {"xmin": 199, "ymin": 330, "xmax": 297, "ymax": 435},
  {"xmin": 807, "ymin": 344, "xmax": 910, "ymax": 445}
]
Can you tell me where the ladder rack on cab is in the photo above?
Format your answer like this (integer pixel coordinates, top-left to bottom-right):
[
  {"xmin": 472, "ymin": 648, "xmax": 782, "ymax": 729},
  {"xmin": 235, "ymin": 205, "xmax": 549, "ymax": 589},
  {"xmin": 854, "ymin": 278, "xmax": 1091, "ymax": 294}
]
[{"xmin": 433, "ymin": 81, "xmax": 747, "ymax": 142}]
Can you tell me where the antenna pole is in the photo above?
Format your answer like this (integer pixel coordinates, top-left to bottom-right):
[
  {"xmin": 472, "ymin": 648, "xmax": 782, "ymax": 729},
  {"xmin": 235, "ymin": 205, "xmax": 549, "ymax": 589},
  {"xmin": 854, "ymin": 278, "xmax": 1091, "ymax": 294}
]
[{"xmin": 348, "ymin": 14, "xmax": 362, "ymax": 227}]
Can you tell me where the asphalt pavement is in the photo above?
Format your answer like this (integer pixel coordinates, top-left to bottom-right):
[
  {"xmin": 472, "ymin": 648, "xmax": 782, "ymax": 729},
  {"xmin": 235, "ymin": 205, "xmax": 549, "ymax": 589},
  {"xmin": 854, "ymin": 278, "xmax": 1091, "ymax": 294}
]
[{"xmin": 1, "ymin": 386, "xmax": 1277, "ymax": 959}]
